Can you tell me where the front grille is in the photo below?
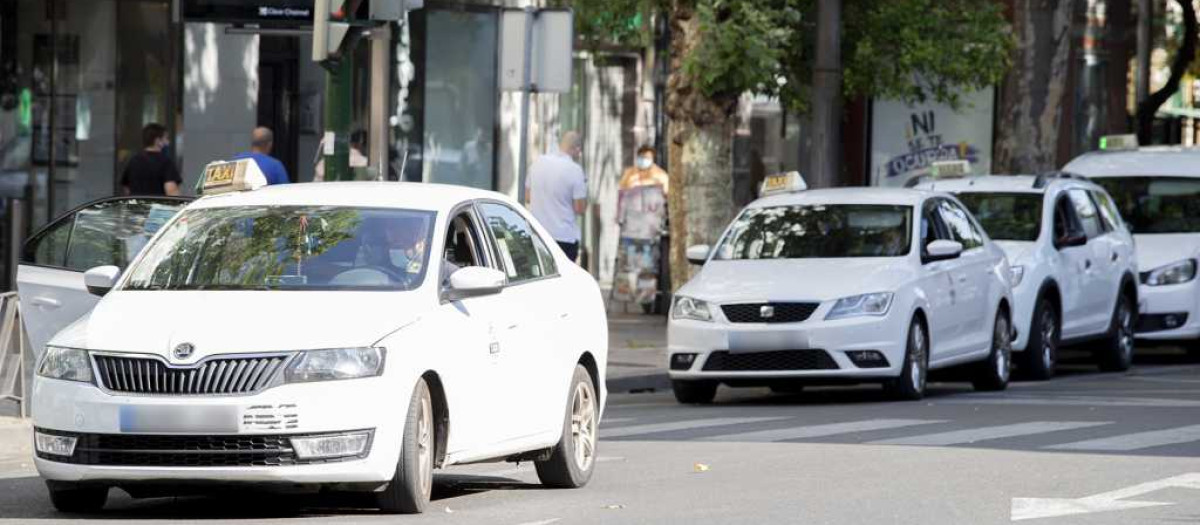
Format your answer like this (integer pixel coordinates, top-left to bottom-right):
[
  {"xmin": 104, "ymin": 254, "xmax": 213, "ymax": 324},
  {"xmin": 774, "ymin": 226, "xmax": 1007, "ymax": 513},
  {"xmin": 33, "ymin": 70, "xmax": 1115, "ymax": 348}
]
[
  {"xmin": 94, "ymin": 354, "xmax": 290, "ymax": 395},
  {"xmin": 702, "ymin": 350, "xmax": 839, "ymax": 371},
  {"xmin": 721, "ymin": 303, "xmax": 819, "ymax": 323},
  {"xmin": 35, "ymin": 429, "xmax": 369, "ymax": 467}
]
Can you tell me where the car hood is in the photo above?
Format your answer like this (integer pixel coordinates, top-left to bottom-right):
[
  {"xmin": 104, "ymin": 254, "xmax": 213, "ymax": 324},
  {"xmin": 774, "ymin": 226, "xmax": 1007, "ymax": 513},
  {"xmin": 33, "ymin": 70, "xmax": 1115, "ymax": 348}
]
[
  {"xmin": 49, "ymin": 291, "xmax": 423, "ymax": 360},
  {"xmin": 1133, "ymin": 234, "xmax": 1200, "ymax": 271},
  {"xmin": 993, "ymin": 241, "xmax": 1037, "ymax": 266},
  {"xmin": 681, "ymin": 258, "xmax": 914, "ymax": 303}
]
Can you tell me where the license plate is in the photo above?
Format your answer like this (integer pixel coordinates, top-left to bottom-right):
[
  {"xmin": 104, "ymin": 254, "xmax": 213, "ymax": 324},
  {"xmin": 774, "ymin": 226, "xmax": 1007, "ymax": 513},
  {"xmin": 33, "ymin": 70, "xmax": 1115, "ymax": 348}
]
[
  {"xmin": 728, "ymin": 330, "xmax": 810, "ymax": 352},
  {"xmin": 119, "ymin": 405, "xmax": 238, "ymax": 433}
]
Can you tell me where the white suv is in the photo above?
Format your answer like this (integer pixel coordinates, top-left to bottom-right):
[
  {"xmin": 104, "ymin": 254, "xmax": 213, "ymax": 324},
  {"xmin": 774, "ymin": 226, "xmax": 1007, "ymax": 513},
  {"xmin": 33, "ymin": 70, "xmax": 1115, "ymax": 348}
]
[{"xmin": 915, "ymin": 174, "xmax": 1139, "ymax": 378}]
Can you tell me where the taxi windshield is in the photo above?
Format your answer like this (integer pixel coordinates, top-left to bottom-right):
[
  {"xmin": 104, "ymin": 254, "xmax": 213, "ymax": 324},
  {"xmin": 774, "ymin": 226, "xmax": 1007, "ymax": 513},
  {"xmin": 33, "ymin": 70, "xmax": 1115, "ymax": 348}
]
[
  {"xmin": 122, "ymin": 206, "xmax": 436, "ymax": 291},
  {"xmin": 1092, "ymin": 177, "xmax": 1200, "ymax": 234},
  {"xmin": 955, "ymin": 192, "xmax": 1043, "ymax": 242},
  {"xmin": 714, "ymin": 204, "xmax": 912, "ymax": 260}
]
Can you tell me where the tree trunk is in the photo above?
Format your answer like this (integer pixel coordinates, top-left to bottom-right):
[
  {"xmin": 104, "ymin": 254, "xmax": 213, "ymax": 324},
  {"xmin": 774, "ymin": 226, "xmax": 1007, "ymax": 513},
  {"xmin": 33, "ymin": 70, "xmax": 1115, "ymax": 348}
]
[
  {"xmin": 665, "ymin": 1, "xmax": 740, "ymax": 292},
  {"xmin": 1105, "ymin": 0, "xmax": 1133, "ymax": 134},
  {"xmin": 994, "ymin": 0, "xmax": 1078, "ymax": 174},
  {"xmin": 1136, "ymin": 0, "xmax": 1197, "ymax": 143}
]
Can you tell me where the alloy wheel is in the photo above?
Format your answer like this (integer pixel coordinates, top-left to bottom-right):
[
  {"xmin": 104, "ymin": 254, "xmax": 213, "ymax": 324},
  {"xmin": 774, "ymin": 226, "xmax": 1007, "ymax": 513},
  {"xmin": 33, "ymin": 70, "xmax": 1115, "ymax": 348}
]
[{"xmin": 570, "ymin": 382, "xmax": 597, "ymax": 472}]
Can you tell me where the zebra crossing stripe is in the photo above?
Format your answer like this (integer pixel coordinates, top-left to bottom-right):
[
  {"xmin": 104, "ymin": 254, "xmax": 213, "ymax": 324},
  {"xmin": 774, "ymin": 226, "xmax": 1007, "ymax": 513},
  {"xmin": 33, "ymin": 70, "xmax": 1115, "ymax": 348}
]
[
  {"xmin": 699, "ymin": 419, "xmax": 944, "ymax": 443},
  {"xmin": 601, "ymin": 417, "xmax": 789, "ymax": 439},
  {"xmin": 870, "ymin": 421, "xmax": 1111, "ymax": 446},
  {"xmin": 1046, "ymin": 424, "xmax": 1200, "ymax": 452}
]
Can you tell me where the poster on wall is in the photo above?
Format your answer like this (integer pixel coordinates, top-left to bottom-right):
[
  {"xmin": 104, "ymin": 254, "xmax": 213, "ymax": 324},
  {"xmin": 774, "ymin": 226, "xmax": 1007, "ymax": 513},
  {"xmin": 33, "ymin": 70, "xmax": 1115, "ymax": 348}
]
[{"xmin": 870, "ymin": 87, "xmax": 994, "ymax": 187}]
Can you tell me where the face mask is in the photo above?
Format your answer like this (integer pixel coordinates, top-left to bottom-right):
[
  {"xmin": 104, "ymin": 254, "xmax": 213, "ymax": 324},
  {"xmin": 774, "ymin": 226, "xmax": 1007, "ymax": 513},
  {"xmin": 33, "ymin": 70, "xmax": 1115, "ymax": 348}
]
[
  {"xmin": 389, "ymin": 249, "xmax": 408, "ymax": 267},
  {"xmin": 636, "ymin": 157, "xmax": 653, "ymax": 170}
]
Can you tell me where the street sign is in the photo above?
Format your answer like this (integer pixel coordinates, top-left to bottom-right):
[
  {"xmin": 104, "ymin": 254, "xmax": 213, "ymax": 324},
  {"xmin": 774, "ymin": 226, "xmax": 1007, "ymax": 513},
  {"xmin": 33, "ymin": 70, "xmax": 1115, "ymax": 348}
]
[{"xmin": 499, "ymin": 8, "xmax": 575, "ymax": 93}]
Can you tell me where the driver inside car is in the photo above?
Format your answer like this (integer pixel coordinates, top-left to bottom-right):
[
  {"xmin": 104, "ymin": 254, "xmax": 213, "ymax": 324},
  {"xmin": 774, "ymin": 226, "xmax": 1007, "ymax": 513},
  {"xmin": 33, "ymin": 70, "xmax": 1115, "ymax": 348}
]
[{"xmin": 359, "ymin": 216, "xmax": 428, "ymax": 278}]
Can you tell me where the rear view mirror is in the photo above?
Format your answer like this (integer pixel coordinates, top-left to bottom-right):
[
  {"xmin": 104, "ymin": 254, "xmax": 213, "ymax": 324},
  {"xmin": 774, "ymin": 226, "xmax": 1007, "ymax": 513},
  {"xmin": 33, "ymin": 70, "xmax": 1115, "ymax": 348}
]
[
  {"xmin": 84, "ymin": 266, "xmax": 121, "ymax": 296},
  {"xmin": 445, "ymin": 266, "xmax": 506, "ymax": 301},
  {"xmin": 925, "ymin": 240, "xmax": 964, "ymax": 263},
  {"xmin": 686, "ymin": 245, "xmax": 711, "ymax": 265}
]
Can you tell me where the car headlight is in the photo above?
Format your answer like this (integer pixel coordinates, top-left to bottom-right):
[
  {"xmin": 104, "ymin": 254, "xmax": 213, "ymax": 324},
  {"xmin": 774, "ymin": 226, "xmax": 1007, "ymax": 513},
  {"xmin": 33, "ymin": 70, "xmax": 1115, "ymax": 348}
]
[
  {"xmin": 37, "ymin": 346, "xmax": 94, "ymax": 383},
  {"xmin": 672, "ymin": 296, "xmax": 712, "ymax": 322},
  {"xmin": 1009, "ymin": 265, "xmax": 1026, "ymax": 288},
  {"xmin": 284, "ymin": 347, "xmax": 385, "ymax": 384},
  {"xmin": 826, "ymin": 292, "xmax": 894, "ymax": 320},
  {"xmin": 1143, "ymin": 259, "xmax": 1197, "ymax": 286}
]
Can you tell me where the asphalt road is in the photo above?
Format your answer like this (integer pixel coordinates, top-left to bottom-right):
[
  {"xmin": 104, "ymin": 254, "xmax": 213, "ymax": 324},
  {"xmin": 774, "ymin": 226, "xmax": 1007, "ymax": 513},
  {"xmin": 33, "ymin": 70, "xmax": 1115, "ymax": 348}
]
[{"xmin": 2, "ymin": 347, "xmax": 1199, "ymax": 524}]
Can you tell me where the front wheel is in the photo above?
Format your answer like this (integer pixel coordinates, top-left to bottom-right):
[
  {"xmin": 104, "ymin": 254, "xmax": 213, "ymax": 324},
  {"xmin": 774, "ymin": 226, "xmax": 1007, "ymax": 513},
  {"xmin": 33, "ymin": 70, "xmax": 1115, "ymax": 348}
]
[
  {"xmin": 46, "ymin": 482, "xmax": 108, "ymax": 514},
  {"xmin": 885, "ymin": 317, "xmax": 928, "ymax": 401},
  {"xmin": 1019, "ymin": 297, "xmax": 1058, "ymax": 380},
  {"xmin": 377, "ymin": 379, "xmax": 435, "ymax": 514},
  {"xmin": 973, "ymin": 309, "xmax": 1012, "ymax": 391},
  {"xmin": 537, "ymin": 365, "xmax": 599, "ymax": 488},
  {"xmin": 1097, "ymin": 293, "xmax": 1136, "ymax": 372}
]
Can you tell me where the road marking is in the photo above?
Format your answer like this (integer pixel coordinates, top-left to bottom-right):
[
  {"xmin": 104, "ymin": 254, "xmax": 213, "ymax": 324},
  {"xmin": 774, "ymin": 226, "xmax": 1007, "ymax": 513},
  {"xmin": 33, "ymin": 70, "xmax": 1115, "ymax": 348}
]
[
  {"xmin": 513, "ymin": 519, "xmax": 561, "ymax": 525},
  {"xmin": 698, "ymin": 419, "xmax": 944, "ymax": 443},
  {"xmin": 1012, "ymin": 472, "xmax": 1200, "ymax": 521},
  {"xmin": 602, "ymin": 417, "xmax": 789, "ymax": 439},
  {"xmin": 1047, "ymin": 424, "xmax": 1200, "ymax": 451},
  {"xmin": 871, "ymin": 421, "xmax": 1111, "ymax": 446},
  {"xmin": 600, "ymin": 417, "xmax": 637, "ymax": 426},
  {"xmin": 939, "ymin": 395, "xmax": 1200, "ymax": 408}
]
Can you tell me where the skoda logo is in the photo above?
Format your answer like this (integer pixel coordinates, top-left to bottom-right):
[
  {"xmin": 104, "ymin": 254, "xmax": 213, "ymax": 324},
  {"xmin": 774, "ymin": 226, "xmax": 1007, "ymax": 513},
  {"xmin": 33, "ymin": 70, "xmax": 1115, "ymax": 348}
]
[
  {"xmin": 173, "ymin": 343, "xmax": 195, "ymax": 360},
  {"xmin": 760, "ymin": 305, "xmax": 776, "ymax": 319}
]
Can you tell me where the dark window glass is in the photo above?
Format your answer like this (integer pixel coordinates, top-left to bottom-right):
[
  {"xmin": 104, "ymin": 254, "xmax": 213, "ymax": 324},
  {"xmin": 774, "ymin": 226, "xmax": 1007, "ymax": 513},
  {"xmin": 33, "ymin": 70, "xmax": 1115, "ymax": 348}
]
[
  {"xmin": 1092, "ymin": 177, "xmax": 1200, "ymax": 234},
  {"xmin": 31, "ymin": 220, "xmax": 71, "ymax": 267},
  {"xmin": 936, "ymin": 200, "xmax": 984, "ymax": 250},
  {"xmin": 479, "ymin": 203, "xmax": 550, "ymax": 282},
  {"xmin": 65, "ymin": 199, "xmax": 186, "ymax": 271},
  {"xmin": 715, "ymin": 204, "xmax": 913, "ymax": 260},
  {"xmin": 1067, "ymin": 189, "xmax": 1104, "ymax": 238},
  {"xmin": 955, "ymin": 193, "xmax": 1043, "ymax": 242},
  {"xmin": 1090, "ymin": 190, "xmax": 1124, "ymax": 232}
]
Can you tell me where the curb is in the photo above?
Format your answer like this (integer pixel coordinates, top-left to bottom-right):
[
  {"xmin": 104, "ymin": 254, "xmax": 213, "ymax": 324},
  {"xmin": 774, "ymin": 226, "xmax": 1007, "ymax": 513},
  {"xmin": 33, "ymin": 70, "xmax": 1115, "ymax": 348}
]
[{"xmin": 606, "ymin": 372, "xmax": 670, "ymax": 394}]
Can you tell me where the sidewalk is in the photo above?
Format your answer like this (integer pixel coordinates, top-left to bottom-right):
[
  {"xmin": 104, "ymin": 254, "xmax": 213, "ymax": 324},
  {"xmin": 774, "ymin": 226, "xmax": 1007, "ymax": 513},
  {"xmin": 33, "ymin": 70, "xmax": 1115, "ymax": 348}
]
[
  {"xmin": 605, "ymin": 311, "xmax": 669, "ymax": 394},
  {"xmin": 0, "ymin": 416, "xmax": 32, "ymax": 478}
]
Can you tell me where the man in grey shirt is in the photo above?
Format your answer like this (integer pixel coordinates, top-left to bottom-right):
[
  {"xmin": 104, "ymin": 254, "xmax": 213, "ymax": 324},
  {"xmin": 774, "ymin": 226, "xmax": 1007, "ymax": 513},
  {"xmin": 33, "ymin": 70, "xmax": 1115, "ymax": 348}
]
[{"xmin": 526, "ymin": 131, "xmax": 587, "ymax": 261}]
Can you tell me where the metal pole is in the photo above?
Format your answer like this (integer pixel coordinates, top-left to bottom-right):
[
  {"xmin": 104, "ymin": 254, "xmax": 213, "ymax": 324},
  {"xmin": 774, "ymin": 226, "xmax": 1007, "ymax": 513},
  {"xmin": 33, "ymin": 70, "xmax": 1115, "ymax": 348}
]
[
  {"xmin": 47, "ymin": 0, "xmax": 58, "ymax": 223},
  {"xmin": 5, "ymin": 199, "xmax": 21, "ymax": 292},
  {"xmin": 1136, "ymin": 0, "xmax": 1151, "ymax": 105},
  {"xmin": 369, "ymin": 24, "xmax": 391, "ymax": 181},
  {"xmin": 517, "ymin": 7, "xmax": 535, "ymax": 204},
  {"xmin": 810, "ymin": 0, "xmax": 842, "ymax": 188}
]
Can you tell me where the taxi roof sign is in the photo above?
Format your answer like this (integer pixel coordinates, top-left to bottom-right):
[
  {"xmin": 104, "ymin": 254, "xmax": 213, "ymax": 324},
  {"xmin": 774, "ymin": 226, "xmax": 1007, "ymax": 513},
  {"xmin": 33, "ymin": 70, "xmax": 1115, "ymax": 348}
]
[
  {"xmin": 199, "ymin": 158, "xmax": 268, "ymax": 195},
  {"xmin": 1099, "ymin": 134, "xmax": 1138, "ymax": 151},
  {"xmin": 760, "ymin": 171, "xmax": 807, "ymax": 196},
  {"xmin": 930, "ymin": 160, "xmax": 971, "ymax": 179}
]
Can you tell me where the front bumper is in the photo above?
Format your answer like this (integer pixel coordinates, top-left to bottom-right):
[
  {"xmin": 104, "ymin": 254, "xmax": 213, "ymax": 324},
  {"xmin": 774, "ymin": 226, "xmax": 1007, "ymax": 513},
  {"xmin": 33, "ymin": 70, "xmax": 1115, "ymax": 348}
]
[
  {"xmin": 667, "ymin": 312, "xmax": 907, "ymax": 382},
  {"xmin": 1136, "ymin": 280, "xmax": 1200, "ymax": 340},
  {"xmin": 31, "ymin": 376, "xmax": 401, "ymax": 485}
]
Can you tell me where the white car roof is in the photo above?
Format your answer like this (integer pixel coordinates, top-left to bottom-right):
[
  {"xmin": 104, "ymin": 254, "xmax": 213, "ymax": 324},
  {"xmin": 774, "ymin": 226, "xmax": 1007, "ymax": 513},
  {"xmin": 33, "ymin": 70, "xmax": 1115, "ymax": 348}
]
[
  {"xmin": 1064, "ymin": 146, "xmax": 1200, "ymax": 178},
  {"xmin": 189, "ymin": 181, "xmax": 507, "ymax": 212},
  {"xmin": 749, "ymin": 187, "xmax": 931, "ymax": 209},
  {"xmin": 915, "ymin": 174, "xmax": 1100, "ymax": 194}
]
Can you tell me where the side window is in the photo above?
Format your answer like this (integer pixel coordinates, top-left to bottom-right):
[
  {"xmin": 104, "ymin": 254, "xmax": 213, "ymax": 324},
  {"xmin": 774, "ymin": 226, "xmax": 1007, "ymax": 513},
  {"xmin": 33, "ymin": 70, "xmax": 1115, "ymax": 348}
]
[
  {"xmin": 478, "ymin": 202, "xmax": 555, "ymax": 283},
  {"xmin": 1091, "ymin": 190, "xmax": 1123, "ymax": 232},
  {"xmin": 444, "ymin": 213, "xmax": 486, "ymax": 270},
  {"xmin": 1066, "ymin": 189, "xmax": 1103, "ymax": 239},
  {"xmin": 65, "ymin": 199, "xmax": 186, "ymax": 271},
  {"xmin": 1054, "ymin": 196, "xmax": 1084, "ymax": 240},
  {"xmin": 936, "ymin": 200, "xmax": 984, "ymax": 250},
  {"xmin": 25, "ymin": 219, "xmax": 72, "ymax": 267},
  {"xmin": 921, "ymin": 202, "xmax": 950, "ymax": 254}
]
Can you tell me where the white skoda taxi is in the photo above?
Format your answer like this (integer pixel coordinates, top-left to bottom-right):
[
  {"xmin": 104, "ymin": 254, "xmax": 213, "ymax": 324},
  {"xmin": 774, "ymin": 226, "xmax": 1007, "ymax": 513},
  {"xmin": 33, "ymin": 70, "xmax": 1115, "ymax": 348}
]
[
  {"xmin": 914, "ymin": 172, "xmax": 1139, "ymax": 378},
  {"xmin": 668, "ymin": 173, "xmax": 1014, "ymax": 403},
  {"xmin": 1065, "ymin": 137, "xmax": 1200, "ymax": 355},
  {"xmin": 21, "ymin": 160, "xmax": 608, "ymax": 514}
]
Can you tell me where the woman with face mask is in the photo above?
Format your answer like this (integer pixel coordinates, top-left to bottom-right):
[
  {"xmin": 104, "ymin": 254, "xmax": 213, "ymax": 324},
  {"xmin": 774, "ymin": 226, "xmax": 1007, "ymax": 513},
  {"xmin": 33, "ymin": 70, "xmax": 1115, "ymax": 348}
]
[
  {"xmin": 619, "ymin": 145, "xmax": 669, "ymax": 194},
  {"xmin": 615, "ymin": 145, "xmax": 671, "ymax": 314}
]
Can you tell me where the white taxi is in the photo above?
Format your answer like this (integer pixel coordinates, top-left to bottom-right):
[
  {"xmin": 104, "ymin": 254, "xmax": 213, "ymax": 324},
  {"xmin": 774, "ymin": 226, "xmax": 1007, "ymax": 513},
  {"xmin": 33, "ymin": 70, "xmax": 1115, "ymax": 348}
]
[
  {"xmin": 668, "ymin": 173, "xmax": 1014, "ymax": 403},
  {"xmin": 1065, "ymin": 137, "xmax": 1200, "ymax": 355},
  {"xmin": 914, "ymin": 172, "xmax": 1139, "ymax": 378},
  {"xmin": 21, "ymin": 160, "xmax": 608, "ymax": 514}
]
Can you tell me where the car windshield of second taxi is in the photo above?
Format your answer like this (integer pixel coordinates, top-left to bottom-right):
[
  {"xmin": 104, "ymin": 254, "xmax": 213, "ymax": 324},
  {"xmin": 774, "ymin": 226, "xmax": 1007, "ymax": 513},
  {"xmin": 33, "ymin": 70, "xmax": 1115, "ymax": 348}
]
[
  {"xmin": 714, "ymin": 204, "xmax": 912, "ymax": 260},
  {"xmin": 1092, "ymin": 177, "xmax": 1200, "ymax": 234},
  {"xmin": 122, "ymin": 206, "xmax": 436, "ymax": 291},
  {"xmin": 955, "ymin": 192, "xmax": 1043, "ymax": 242}
]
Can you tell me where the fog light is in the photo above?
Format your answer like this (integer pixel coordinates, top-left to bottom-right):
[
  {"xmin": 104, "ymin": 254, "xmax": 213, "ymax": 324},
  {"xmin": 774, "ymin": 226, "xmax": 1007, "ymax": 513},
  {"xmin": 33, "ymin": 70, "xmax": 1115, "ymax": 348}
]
[
  {"xmin": 35, "ymin": 432, "xmax": 77, "ymax": 457},
  {"xmin": 1165, "ymin": 315, "xmax": 1183, "ymax": 329},
  {"xmin": 846, "ymin": 350, "xmax": 889, "ymax": 369},
  {"xmin": 670, "ymin": 353, "xmax": 698, "ymax": 371},
  {"xmin": 290, "ymin": 431, "xmax": 371, "ymax": 460}
]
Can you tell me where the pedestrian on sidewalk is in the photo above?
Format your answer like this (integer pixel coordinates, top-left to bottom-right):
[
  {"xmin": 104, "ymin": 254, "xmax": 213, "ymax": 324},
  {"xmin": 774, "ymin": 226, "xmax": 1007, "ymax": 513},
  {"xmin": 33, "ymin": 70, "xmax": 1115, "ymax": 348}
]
[
  {"xmin": 233, "ymin": 127, "xmax": 290, "ymax": 185},
  {"xmin": 527, "ymin": 131, "xmax": 587, "ymax": 262},
  {"xmin": 120, "ymin": 123, "xmax": 182, "ymax": 196}
]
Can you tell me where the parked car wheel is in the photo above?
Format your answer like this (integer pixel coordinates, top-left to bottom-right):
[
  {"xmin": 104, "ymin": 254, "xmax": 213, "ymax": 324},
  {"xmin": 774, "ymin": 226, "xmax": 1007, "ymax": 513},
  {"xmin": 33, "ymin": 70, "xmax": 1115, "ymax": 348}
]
[
  {"xmin": 1019, "ymin": 297, "xmax": 1058, "ymax": 381},
  {"xmin": 537, "ymin": 365, "xmax": 599, "ymax": 488},
  {"xmin": 885, "ymin": 317, "xmax": 928, "ymax": 401},
  {"xmin": 1097, "ymin": 293, "xmax": 1136, "ymax": 372},
  {"xmin": 973, "ymin": 309, "xmax": 1013, "ymax": 391},
  {"xmin": 378, "ymin": 379, "xmax": 435, "ymax": 514}
]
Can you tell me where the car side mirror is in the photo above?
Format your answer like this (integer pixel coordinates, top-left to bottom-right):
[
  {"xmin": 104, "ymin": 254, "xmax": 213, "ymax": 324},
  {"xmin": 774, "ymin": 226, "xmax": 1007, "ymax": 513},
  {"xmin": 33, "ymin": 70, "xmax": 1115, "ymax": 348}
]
[
  {"xmin": 84, "ymin": 266, "xmax": 121, "ymax": 296},
  {"xmin": 925, "ymin": 240, "xmax": 964, "ymax": 263},
  {"xmin": 445, "ymin": 266, "xmax": 506, "ymax": 301},
  {"xmin": 686, "ymin": 244, "xmax": 711, "ymax": 265},
  {"xmin": 1055, "ymin": 232, "xmax": 1088, "ymax": 249}
]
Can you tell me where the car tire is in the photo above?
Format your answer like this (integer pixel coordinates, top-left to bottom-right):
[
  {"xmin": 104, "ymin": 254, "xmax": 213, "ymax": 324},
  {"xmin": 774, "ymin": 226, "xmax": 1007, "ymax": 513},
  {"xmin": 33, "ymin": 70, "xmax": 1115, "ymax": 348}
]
[
  {"xmin": 377, "ymin": 379, "xmax": 435, "ymax": 514},
  {"xmin": 536, "ymin": 365, "xmax": 598, "ymax": 488},
  {"xmin": 671, "ymin": 379, "xmax": 718, "ymax": 404},
  {"xmin": 1097, "ymin": 292, "xmax": 1136, "ymax": 372},
  {"xmin": 46, "ymin": 481, "xmax": 108, "ymax": 514},
  {"xmin": 1019, "ymin": 297, "xmax": 1058, "ymax": 381},
  {"xmin": 973, "ymin": 309, "xmax": 1012, "ymax": 391},
  {"xmin": 885, "ymin": 317, "xmax": 928, "ymax": 401}
]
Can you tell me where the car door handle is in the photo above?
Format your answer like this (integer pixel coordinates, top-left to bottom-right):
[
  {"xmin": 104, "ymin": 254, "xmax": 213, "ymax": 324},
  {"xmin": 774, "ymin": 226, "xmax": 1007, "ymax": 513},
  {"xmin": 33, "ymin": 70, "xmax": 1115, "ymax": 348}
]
[
  {"xmin": 1111, "ymin": 252, "xmax": 1119, "ymax": 262},
  {"xmin": 1084, "ymin": 259, "xmax": 1092, "ymax": 270},
  {"xmin": 30, "ymin": 297, "xmax": 61, "ymax": 309}
]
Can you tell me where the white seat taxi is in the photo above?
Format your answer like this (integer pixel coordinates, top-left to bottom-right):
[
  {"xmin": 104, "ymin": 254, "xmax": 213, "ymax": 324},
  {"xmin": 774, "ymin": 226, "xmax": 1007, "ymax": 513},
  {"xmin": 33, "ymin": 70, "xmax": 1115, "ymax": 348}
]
[
  {"xmin": 1065, "ymin": 137, "xmax": 1200, "ymax": 356},
  {"xmin": 668, "ymin": 173, "xmax": 1015, "ymax": 403},
  {"xmin": 21, "ymin": 160, "xmax": 608, "ymax": 514},
  {"xmin": 914, "ymin": 171, "xmax": 1139, "ymax": 378}
]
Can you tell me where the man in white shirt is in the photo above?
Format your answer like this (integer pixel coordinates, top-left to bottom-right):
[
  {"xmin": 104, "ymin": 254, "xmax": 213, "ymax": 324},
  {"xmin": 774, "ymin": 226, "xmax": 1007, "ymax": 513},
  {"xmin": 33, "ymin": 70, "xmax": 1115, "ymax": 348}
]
[{"xmin": 527, "ymin": 131, "xmax": 587, "ymax": 261}]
